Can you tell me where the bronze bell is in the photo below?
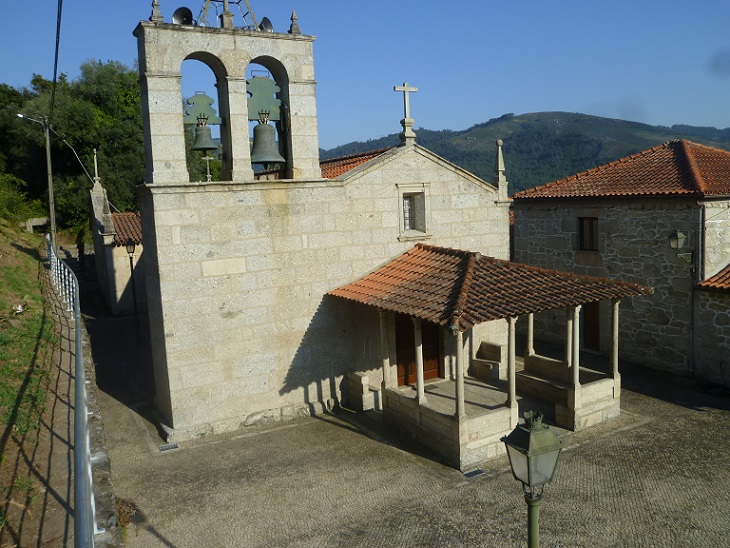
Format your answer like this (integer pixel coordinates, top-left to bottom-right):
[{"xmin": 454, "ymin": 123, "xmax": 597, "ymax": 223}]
[
  {"xmin": 250, "ymin": 121, "xmax": 285, "ymax": 165},
  {"xmin": 192, "ymin": 123, "xmax": 218, "ymax": 153}
]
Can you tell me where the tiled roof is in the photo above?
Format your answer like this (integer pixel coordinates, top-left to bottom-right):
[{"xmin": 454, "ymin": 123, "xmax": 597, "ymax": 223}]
[
  {"xmin": 320, "ymin": 148, "xmax": 392, "ymax": 179},
  {"xmin": 698, "ymin": 263, "xmax": 730, "ymax": 293},
  {"xmin": 512, "ymin": 140, "xmax": 730, "ymax": 200},
  {"xmin": 328, "ymin": 244, "xmax": 652, "ymax": 331},
  {"xmin": 112, "ymin": 212, "xmax": 142, "ymax": 247},
  {"xmin": 251, "ymin": 148, "xmax": 392, "ymax": 180}
]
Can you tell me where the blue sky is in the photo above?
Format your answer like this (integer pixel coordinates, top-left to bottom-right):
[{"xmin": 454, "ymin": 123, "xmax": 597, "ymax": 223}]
[{"xmin": 3, "ymin": 1, "xmax": 730, "ymax": 149}]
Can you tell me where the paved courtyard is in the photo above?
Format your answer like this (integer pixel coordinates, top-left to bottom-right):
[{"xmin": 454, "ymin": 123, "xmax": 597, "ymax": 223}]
[{"xmin": 84, "ymin": 298, "xmax": 730, "ymax": 548}]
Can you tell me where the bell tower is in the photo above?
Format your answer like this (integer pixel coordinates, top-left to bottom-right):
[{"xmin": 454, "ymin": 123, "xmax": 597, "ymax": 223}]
[{"xmin": 134, "ymin": 2, "xmax": 322, "ymax": 183}]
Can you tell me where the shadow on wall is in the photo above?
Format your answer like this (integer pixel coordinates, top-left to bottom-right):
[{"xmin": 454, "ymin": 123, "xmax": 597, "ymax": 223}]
[
  {"xmin": 84, "ymin": 308, "xmax": 155, "ymax": 413},
  {"xmin": 279, "ymin": 296, "xmax": 381, "ymax": 412}
]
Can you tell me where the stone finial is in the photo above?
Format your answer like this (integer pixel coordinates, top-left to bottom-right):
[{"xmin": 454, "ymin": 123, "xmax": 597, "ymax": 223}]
[
  {"xmin": 399, "ymin": 119, "xmax": 416, "ymax": 146},
  {"xmin": 289, "ymin": 11, "xmax": 301, "ymax": 35},
  {"xmin": 495, "ymin": 139, "xmax": 509, "ymax": 201},
  {"xmin": 93, "ymin": 148, "xmax": 102, "ymax": 187},
  {"xmin": 150, "ymin": 0, "xmax": 163, "ymax": 23},
  {"xmin": 495, "ymin": 139, "xmax": 506, "ymax": 183}
]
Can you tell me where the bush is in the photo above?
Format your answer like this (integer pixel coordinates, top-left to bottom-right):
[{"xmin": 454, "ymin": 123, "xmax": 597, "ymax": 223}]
[{"xmin": 0, "ymin": 174, "xmax": 45, "ymax": 222}]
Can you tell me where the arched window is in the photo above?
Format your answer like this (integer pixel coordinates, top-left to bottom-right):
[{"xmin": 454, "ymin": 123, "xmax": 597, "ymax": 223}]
[{"xmin": 181, "ymin": 55, "xmax": 231, "ymax": 181}]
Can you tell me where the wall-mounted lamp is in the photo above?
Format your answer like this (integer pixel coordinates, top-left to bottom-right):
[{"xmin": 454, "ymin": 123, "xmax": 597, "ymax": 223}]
[
  {"xmin": 668, "ymin": 230, "xmax": 693, "ymax": 263},
  {"xmin": 668, "ymin": 230, "xmax": 686, "ymax": 250}
]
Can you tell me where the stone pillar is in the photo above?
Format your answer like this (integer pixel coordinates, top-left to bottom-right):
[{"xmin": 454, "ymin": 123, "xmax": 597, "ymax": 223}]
[
  {"xmin": 139, "ymin": 72, "xmax": 190, "ymax": 184},
  {"xmin": 224, "ymin": 76, "xmax": 255, "ymax": 181},
  {"xmin": 612, "ymin": 299, "xmax": 621, "ymax": 397},
  {"xmin": 565, "ymin": 307, "xmax": 573, "ymax": 368},
  {"xmin": 572, "ymin": 305, "xmax": 582, "ymax": 387},
  {"xmin": 569, "ymin": 305, "xmax": 582, "ymax": 414},
  {"xmin": 412, "ymin": 317, "xmax": 426, "ymax": 404},
  {"xmin": 527, "ymin": 313, "xmax": 535, "ymax": 356},
  {"xmin": 507, "ymin": 317, "xmax": 517, "ymax": 407},
  {"xmin": 454, "ymin": 328, "xmax": 465, "ymax": 418},
  {"xmin": 379, "ymin": 310, "xmax": 391, "ymax": 391},
  {"xmin": 507, "ymin": 317, "xmax": 518, "ymax": 427}
]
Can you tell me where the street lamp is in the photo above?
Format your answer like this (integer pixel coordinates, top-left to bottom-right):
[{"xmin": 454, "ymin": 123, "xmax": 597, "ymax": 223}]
[
  {"xmin": 502, "ymin": 411, "xmax": 563, "ymax": 548},
  {"xmin": 17, "ymin": 113, "xmax": 57, "ymax": 252}
]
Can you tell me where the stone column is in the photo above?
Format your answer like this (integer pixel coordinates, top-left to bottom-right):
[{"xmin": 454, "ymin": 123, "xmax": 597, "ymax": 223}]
[
  {"xmin": 379, "ymin": 310, "xmax": 391, "ymax": 391},
  {"xmin": 225, "ymin": 75, "xmax": 255, "ymax": 181},
  {"xmin": 412, "ymin": 317, "xmax": 426, "ymax": 404},
  {"xmin": 507, "ymin": 317, "xmax": 518, "ymax": 427},
  {"xmin": 454, "ymin": 328, "xmax": 465, "ymax": 418},
  {"xmin": 572, "ymin": 305, "xmax": 582, "ymax": 387},
  {"xmin": 565, "ymin": 307, "xmax": 573, "ymax": 369},
  {"xmin": 611, "ymin": 299, "xmax": 621, "ymax": 397},
  {"xmin": 570, "ymin": 305, "xmax": 582, "ymax": 415},
  {"xmin": 527, "ymin": 313, "xmax": 535, "ymax": 356},
  {"xmin": 507, "ymin": 317, "xmax": 517, "ymax": 407}
]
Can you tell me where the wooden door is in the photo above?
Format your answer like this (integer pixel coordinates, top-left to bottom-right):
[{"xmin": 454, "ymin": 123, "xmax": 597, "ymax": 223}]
[{"xmin": 395, "ymin": 315, "xmax": 440, "ymax": 386}]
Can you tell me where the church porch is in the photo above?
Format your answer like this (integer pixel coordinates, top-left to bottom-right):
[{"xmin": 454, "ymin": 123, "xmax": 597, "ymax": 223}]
[{"xmin": 329, "ymin": 244, "xmax": 652, "ymax": 470}]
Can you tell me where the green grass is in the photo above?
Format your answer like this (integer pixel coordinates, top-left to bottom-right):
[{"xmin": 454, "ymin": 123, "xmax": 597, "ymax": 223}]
[{"xmin": 0, "ymin": 219, "xmax": 54, "ymax": 439}]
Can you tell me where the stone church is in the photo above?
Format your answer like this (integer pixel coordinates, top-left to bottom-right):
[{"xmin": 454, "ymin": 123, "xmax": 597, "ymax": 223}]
[{"xmin": 131, "ymin": 5, "xmax": 649, "ymax": 468}]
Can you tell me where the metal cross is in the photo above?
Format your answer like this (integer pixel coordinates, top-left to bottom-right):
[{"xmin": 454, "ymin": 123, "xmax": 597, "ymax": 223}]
[{"xmin": 394, "ymin": 82, "xmax": 418, "ymax": 120}]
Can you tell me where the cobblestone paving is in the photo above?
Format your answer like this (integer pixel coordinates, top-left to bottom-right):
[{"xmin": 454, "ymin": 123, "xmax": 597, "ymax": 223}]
[{"xmin": 94, "ymin": 356, "xmax": 730, "ymax": 548}]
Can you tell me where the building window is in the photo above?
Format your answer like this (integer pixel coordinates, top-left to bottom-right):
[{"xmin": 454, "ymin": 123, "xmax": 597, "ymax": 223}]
[
  {"xmin": 397, "ymin": 183, "xmax": 430, "ymax": 241},
  {"xmin": 403, "ymin": 193, "xmax": 425, "ymax": 232},
  {"xmin": 578, "ymin": 217, "xmax": 598, "ymax": 251}
]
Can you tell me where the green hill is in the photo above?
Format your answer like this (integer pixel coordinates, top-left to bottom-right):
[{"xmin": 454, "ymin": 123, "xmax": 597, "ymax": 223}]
[{"xmin": 320, "ymin": 112, "xmax": 730, "ymax": 193}]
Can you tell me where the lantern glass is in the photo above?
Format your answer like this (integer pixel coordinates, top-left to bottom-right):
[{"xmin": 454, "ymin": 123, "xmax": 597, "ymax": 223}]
[
  {"xmin": 506, "ymin": 444, "xmax": 529, "ymax": 485},
  {"xmin": 502, "ymin": 411, "xmax": 562, "ymax": 490},
  {"xmin": 669, "ymin": 230, "xmax": 686, "ymax": 250},
  {"xmin": 532, "ymin": 449, "xmax": 561, "ymax": 486},
  {"xmin": 125, "ymin": 239, "xmax": 136, "ymax": 256}
]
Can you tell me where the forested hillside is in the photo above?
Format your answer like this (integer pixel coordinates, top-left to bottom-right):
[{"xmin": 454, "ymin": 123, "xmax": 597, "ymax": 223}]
[
  {"xmin": 4, "ymin": 59, "xmax": 730, "ymax": 228},
  {"xmin": 321, "ymin": 113, "xmax": 730, "ymax": 193}
]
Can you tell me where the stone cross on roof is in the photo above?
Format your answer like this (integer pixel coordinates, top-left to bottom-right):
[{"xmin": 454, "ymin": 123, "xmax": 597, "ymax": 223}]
[
  {"xmin": 394, "ymin": 82, "xmax": 418, "ymax": 120},
  {"xmin": 394, "ymin": 82, "xmax": 418, "ymax": 146}
]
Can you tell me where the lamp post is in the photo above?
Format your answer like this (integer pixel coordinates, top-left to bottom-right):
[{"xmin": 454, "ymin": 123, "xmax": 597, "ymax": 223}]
[
  {"xmin": 17, "ymin": 113, "xmax": 57, "ymax": 252},
  {"xmin": 502, "ymin": 411, "xmax": 563, "ymax": 548},
  {"xmin": 126, "ymin": 238, "xmax": 140, "ymax": 339}
]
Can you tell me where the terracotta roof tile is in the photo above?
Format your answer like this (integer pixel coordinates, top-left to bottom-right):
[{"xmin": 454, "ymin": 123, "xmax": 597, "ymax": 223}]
[
  {"xmin": 512, "ymin": 140, "xmax": 730, "ymax": 200},
  {"xmin": 320, "ymin": 148, "xmax": 392, "ymax": 179},
  {"xmin": 698, "ymin": 263, "xmax": 730, "ymax": 293},
  {"xmin": 112, "ymin": 212, "xmax": 142, "ymax": 247},
  {"xmin": 328, "ymin": 244, "xmax": 652, "ymax": 331}
]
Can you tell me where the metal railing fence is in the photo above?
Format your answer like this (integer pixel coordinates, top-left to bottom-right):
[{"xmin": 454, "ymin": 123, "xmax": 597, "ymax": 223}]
[{"xmin": 46, "ymin": 236, "xmax": 97, "ymax": 547}]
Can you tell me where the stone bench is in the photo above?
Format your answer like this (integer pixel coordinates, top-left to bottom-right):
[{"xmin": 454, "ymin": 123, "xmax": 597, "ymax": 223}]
[
  {"xmin": 346, "ymin": 371, "xmax": 380, "ymax": 412},
  {"xmin": 470, "ymin": 341, "xmax": 504, "ymax": 380},
  {"xmin": 516, "ymin": 370, "xmax": 570, "ymax": 407}
]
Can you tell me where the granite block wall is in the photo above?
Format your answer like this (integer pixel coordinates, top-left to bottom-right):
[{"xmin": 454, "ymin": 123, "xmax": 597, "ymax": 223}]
[
  {"xmin": 140, "ymin": 146, "xmax": 510, "ymax": 438},
  {"xmin": 513, "ymin": 199, "xmax": 699, "ymax": 374}
]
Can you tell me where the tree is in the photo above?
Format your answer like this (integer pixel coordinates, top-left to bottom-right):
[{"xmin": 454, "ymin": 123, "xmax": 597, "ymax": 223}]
[{"xmin": 10, "ymin": 61, "xmax": 145, "ymax": 228}]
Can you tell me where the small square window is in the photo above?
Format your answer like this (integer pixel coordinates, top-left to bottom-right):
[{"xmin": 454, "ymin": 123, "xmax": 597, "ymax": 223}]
[
  {"xmin": 403, "ymin": 193, "xmax": 425, "ymax": 232},
  {"xmin": 578, "ymin": 217, "xmax": 598, "ymax": 251},
  {"xmin": 397, "ymin": 183, "xmax": 430, "ymax": 241}
]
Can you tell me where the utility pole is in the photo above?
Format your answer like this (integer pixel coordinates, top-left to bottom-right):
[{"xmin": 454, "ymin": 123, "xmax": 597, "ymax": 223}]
[
  {"xmin": 43, "ymin": 118, "xmax": 58, "ymax": 253},
  {"xmin": 18, "ymin": 113, "xmax": 57, "ymax": 252}
]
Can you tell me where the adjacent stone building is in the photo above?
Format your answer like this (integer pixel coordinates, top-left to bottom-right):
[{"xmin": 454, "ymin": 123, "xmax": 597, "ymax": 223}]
[
  {"xmin": 512, "ymin": 140, "xmax": 730, "ymax": 385},
  {"xmin": 90, "ymin": 181, "xmax": 145, "ymax": 315}
]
